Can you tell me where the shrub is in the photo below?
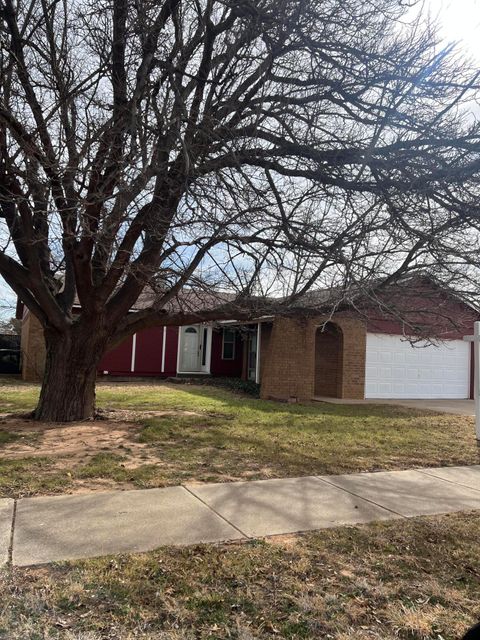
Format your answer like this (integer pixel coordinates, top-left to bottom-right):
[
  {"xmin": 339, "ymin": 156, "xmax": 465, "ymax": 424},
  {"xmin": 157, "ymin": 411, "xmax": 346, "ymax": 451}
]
[{"xmin": 169, "ymin": 376, "xmax": 260, "ymax": 397}]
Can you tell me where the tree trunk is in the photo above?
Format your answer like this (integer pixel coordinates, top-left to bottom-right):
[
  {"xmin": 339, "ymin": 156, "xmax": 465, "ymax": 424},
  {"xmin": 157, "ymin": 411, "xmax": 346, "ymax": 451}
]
[{"xmin": 34, "ymin": 326, "xmax": 107, "ymax": 422}]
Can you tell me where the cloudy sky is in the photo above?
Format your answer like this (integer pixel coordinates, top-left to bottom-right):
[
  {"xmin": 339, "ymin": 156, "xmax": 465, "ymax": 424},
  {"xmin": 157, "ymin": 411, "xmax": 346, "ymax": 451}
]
[{"xmin": 1, "ymin": 0, "xmax": 478, "ymax": 319}]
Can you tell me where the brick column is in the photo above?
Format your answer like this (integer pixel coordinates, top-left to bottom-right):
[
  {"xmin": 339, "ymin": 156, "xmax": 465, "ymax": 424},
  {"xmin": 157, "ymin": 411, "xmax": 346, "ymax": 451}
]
[
  {"xmin": 335, "ymin": 317, "xmax": 366, "ymax": 399},
  {"xmin": 260, "ymin": 317, "xmax": 313, "ymax": 401}
]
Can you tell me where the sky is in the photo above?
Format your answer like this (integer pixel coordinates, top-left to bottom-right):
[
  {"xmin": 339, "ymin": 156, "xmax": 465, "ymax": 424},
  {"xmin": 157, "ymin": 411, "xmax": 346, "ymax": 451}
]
[
  {"xmin": 1, "ymin": 0, "xmax": 479, "ymax": 319},
  {"xmin": 428, "ymin": 0, "xmax": 480, "ymax": 61}
]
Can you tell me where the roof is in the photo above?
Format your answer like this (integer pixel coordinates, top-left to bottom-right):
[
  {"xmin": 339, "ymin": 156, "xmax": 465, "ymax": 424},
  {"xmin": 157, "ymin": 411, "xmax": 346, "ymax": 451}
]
[{"xmin": 17, "ymin": 274, "xmax": 480, "ymax": 329}]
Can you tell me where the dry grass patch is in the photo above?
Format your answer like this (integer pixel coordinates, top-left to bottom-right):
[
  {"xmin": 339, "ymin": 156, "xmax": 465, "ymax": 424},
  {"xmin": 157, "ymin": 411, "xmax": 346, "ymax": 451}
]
[{"xmin": 1, "ymin": 512, "xmax": 480, "ymax": 639}]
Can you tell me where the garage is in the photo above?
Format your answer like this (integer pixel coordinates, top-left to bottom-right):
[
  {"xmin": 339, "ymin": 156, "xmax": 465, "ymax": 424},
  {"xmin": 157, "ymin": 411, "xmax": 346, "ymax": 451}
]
[{"xmin": 365, "ymin": 333, "xmax": 471, "ymax": 399}]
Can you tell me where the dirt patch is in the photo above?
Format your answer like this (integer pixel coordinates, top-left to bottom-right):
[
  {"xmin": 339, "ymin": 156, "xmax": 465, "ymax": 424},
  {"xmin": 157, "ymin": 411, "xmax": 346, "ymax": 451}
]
[
  {"xmin": 0, "ymin": 413, "xmax": 178, "ymax": 495},
  {"xmin": 0, "ymin": 418, "xmax": 146, "ymax": 461},
  {"xmin": 0, "ymin": 408, "xmax": 253, "ymax": 497},
  {"xmin": 0, "ymin": 409, "xmax": 204, "ymax": 460},
  {"xmin": 266, "ymin": 533, "xmax": 301, "ymax": 548}
]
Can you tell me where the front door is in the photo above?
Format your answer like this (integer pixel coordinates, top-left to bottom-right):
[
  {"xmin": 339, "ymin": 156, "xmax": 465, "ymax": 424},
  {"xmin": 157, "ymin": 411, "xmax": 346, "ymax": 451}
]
[{"xmin": 181, "ymin": 326, "xmax": 201, "ymax": 372}]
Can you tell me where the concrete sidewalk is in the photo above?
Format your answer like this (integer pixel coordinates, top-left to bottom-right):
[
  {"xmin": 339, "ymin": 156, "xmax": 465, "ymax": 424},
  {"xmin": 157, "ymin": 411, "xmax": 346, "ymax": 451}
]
[{"xmin": 2, "ymin": 465, "xmax": 480, "ymax": 567}]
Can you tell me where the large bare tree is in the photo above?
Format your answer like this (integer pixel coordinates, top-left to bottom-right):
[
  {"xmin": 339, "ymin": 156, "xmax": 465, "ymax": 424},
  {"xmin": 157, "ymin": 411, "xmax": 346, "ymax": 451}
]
[{"xmin": 0, "ymin": 0, "xmax": 479, "ymax": 421}]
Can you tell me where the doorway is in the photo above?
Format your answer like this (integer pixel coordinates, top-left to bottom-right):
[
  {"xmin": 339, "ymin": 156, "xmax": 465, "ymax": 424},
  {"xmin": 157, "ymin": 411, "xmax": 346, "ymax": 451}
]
[
  {"xmin": 179, "ymin": 325, "xmax": 211, "ymax": 373},
  {"xmin": 314, "ymin": 323, "xmax": 343, "ymax": 397}
]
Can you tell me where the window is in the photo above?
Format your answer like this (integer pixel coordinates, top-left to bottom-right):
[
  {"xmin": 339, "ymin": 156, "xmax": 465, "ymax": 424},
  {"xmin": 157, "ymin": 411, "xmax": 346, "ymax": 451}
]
[{"xmin": 222, "ymin": 328, "xmax": 236, "ymax": 360}]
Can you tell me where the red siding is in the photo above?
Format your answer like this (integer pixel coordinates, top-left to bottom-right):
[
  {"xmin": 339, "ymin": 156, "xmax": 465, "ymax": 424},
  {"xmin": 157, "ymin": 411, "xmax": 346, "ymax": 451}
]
[
  {"xmin": 366, "ymin": 316, "xmax": 476, "ymax": 340},
  {"xmin": 210, "ymin": 328, "xmax": 243, "ymax": 377},
  {"xmin": 134, "ymin": 327, "xmax": 164, "ymax": 374},
  {"xmin": 99, "ymin": 335, "xmax": 133, "ymax": 375},
  {"xmin": 163, "ymin": 326, "xmax": 179, "ymax": 375},
  {"xmin": 365, "ymin": 287, "xmax": 478, "ymax": 340},
  {"xmin": 98, "ymin": 326, "xmax": 178, "ymax": 377}
]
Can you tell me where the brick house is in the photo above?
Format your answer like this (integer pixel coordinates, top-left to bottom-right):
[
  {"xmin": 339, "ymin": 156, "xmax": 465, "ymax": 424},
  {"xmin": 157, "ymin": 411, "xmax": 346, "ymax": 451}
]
[{"xmin": 20, "ymin": 280, "xmax": 478, "ymax": 401}]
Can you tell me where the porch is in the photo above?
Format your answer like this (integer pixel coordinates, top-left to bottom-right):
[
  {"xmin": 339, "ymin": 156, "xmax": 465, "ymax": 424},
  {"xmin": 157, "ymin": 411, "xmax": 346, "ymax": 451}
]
[{"xmin": 176, "ymin": 321, "xmax": 268, "ymax": 384}]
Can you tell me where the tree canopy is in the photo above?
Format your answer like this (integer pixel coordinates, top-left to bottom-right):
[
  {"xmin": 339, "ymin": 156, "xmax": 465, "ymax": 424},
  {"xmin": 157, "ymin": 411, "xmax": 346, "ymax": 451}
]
[{"xmin": 1, "ymin": 0, "xmax": 479, "ymax": 419}]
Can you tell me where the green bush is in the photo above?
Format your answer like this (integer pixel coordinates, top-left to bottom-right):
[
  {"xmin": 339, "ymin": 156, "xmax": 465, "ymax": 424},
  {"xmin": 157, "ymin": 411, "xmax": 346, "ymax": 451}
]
[{"xmin": 173, "ymin": 376, "xmax": 260, "ymax": 397}]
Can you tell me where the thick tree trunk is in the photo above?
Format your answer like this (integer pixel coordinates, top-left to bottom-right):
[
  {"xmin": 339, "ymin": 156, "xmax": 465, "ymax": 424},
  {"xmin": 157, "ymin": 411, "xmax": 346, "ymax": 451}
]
[{"xmin": 34, "ymin": 326, "xmax": 107, "ymax": 422}]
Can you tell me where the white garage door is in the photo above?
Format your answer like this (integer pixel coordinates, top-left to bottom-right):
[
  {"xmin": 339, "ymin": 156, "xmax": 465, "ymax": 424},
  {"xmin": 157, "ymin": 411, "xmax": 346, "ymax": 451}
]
[{"xmin": 365, "ymin": 333, "xmax": 470, "ymax": 399}]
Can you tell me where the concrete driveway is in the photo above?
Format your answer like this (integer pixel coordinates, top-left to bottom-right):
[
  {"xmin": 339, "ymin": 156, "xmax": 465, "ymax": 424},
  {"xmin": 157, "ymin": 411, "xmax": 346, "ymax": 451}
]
[
  {"xmin": 371, "ymin": 399, "xmax": 474, "ymax": 416},
  {"xmin": 314, "ymin": 396, "xmax": 474, "ymax": 416}
]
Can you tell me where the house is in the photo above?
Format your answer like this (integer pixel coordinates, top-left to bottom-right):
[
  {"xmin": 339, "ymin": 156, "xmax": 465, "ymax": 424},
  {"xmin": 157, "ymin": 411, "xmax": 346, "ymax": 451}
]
[{"xmin": 20, "ymin": 279, "xmax": 479, "ymax": 401}]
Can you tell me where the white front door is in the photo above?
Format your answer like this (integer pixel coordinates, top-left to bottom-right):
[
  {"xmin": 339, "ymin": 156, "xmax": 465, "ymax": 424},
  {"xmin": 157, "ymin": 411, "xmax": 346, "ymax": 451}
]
[
  {"xmin": 180, "ymin": 326, "xmax": 201, "ymax": 372},
  {"xmin": 365, "ymin": 333, "xmax": 470, "ymax": 399}
]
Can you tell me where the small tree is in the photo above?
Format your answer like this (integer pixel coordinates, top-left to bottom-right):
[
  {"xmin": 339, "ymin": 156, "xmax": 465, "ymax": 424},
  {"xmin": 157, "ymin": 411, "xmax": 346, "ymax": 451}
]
[
  {"xmin": 0, "ymin": 0, "xmax": 479, "ymax": 421},
  {"xmin": 0, "ymin": 315, "xmax": 20, "ymax": 335}
]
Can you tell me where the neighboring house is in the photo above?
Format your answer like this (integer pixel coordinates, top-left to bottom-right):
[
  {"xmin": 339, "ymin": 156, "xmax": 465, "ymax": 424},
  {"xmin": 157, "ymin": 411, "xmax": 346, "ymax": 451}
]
[{"xmin": 20, "ymin": 279, "xmax": 479, "ymax": 401}]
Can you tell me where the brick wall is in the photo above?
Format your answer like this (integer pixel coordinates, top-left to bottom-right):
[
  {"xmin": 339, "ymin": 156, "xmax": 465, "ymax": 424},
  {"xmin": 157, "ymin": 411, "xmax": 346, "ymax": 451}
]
[
  {"xmin": 260, "ymin": 317, "xmax": 313, "ymax": 401},
  {"xmin": 20, "ymin": 311, "xmax": 46, "ymax": 381},
  {"xmin": 260, "ymin": 314, "xmax": 366, "ymax": 401}
]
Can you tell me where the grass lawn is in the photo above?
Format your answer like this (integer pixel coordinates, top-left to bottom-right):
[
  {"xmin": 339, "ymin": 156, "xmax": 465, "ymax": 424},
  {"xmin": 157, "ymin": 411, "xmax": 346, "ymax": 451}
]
[
  {"xmin": 0, "ymin": 378, "xmax": 478, "ymax": 498},
  {"xmin": 1, "ymin": 379, "xmax": 480, "ymax": 639},
  {"xmin": 1, "ymin": 512, "xmax": 479, "ymax": 639}
]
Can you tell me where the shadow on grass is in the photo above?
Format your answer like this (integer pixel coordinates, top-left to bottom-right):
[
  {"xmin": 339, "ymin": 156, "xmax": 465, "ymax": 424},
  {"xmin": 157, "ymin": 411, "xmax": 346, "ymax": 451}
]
[
  {"xmin": 142, "ymin": 381, "xmax": 439, "ymax": 419},
  {"xmin": 1, "ymin": 380, "xmax": 478, "ymax": 496},
  {"xmin": 133, "ymin": 393, "xmax": 480, "ymax": 481}
]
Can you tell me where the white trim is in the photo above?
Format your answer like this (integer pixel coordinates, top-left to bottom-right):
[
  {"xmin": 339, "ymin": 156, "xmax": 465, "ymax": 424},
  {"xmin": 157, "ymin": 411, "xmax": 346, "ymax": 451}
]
[
  {"xmin": 255, "ymin": 322, "xmax": 261, "ymax": 384},
  {"xmin": 207, "ymin": 327, "xmax": 212, "ymax": 372},
  {"xmin": 176, "ymin": 327, "xmax": 182, "ymax": 374},
  {"xmin": 130, "ymin": 333, "xmax": 137, "ymax": 372},
  {"xmin": 218, "ymin": 316, "xmax": 274, "ymax": 325},
  {"xmin": 176, "ymin": 371, "xmax": 212, "ymax": 375},
  {"xmin": 161, "ymin": 326, "xmax": 166, "ymax": 373}
]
